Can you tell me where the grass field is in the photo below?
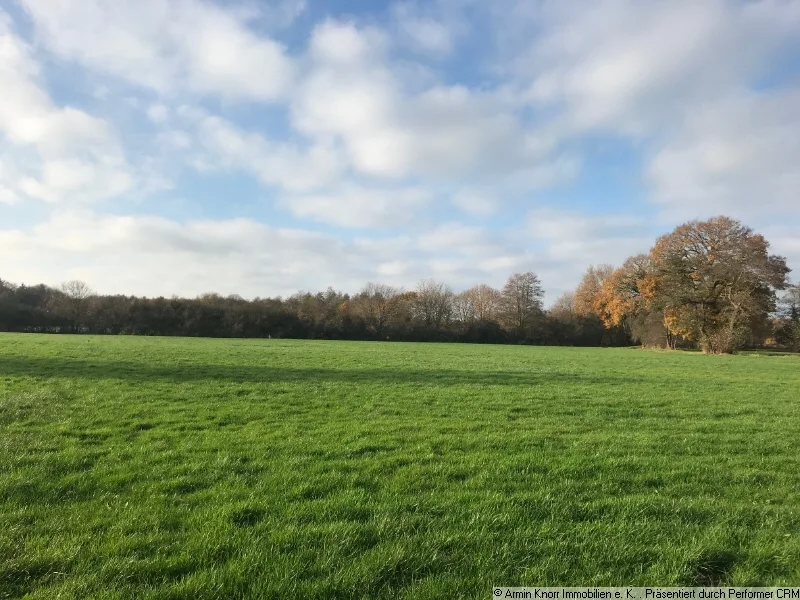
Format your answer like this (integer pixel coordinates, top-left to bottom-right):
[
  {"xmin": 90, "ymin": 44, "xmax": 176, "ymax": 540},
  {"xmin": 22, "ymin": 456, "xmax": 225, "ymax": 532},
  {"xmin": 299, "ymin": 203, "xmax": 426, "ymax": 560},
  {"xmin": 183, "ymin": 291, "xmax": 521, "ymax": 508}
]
[{"xmin": 1, "ymin": 334, "xmax": 799, "ymax": 598}]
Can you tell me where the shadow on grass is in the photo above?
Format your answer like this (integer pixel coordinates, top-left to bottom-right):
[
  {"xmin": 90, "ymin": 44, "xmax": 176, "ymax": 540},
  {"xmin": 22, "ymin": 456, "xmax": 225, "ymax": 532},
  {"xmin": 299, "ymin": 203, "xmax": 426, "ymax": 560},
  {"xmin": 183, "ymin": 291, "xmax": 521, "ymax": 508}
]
[
  {"xmin": 0, "ymin": 559, "xmax": 68, "ymax": 598},
  {"xmin": 0, "ymin": 356, "xmax": 647, "ymax": 388},
  {"xmin": 682, "ymin": 550, "xmax": 738, "ymax": 586}
]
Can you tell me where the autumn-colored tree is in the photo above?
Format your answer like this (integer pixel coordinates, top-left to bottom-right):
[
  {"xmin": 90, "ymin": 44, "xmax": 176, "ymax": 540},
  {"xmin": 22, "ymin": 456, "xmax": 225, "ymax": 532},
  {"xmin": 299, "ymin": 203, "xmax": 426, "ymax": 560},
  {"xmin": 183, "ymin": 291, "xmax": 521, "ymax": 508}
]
[
  {"xmin": 574, "ymin": 264, "xmax": 615, "ymax": 317},
  {"xmin": 601, "ymin": 255, "xmax": 681, "ymax": 348},
  {"xmin": 351, "ymin": 282, "xmax": 401, "ymax": 337},
  {"xmin": 572, "ymin": 263, "xmax": 654, "ymax": 346},
  {"xmin": 649, "ymin": 216, "xmax": 789, "ymax": 353},
  {"xmin": 500, "ymin": 272, "xmax": 544, "ymax": 339}
]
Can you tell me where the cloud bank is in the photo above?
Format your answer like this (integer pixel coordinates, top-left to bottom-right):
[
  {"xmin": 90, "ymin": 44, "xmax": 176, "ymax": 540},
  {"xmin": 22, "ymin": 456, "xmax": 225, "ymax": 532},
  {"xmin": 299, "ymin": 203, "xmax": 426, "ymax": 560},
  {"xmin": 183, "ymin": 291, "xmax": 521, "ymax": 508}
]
[{"xmin": 1, "ymin": 0, "xmax": 798, "ymax": 302}]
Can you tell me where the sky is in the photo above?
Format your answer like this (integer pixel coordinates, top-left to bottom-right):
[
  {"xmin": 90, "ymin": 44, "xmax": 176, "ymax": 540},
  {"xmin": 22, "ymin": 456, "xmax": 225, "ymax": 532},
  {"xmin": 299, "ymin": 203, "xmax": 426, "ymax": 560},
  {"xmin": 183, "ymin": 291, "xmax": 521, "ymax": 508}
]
[{"xmin": 1, "ymin": 0, "xmax": 799, "ymax": 303}]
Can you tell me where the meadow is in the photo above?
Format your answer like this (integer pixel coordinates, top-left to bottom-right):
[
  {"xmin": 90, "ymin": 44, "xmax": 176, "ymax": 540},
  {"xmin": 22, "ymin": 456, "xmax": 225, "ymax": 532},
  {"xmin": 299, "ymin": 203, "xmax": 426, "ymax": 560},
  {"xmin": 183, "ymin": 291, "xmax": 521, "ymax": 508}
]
[{"xmin": 1, "ymin": 334, "xmax": 799, "ymax": 599}]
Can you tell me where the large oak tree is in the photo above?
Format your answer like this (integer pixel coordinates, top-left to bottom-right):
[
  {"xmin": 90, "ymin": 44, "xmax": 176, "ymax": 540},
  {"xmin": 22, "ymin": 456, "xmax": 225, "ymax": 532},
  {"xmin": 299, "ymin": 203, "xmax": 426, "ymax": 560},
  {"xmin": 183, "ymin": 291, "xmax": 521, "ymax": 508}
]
[{"xmin": 649, "ymin": 216, "xmax": 789, "ymax": 353}]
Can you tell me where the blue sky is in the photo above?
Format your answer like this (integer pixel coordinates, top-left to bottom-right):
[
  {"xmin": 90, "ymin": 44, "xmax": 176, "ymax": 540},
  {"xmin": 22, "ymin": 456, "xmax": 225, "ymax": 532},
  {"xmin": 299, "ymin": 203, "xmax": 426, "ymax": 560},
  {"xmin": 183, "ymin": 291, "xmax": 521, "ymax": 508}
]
[{"xmin": 1, "ymin": 0, "xmax": 799, "ymax": 302}]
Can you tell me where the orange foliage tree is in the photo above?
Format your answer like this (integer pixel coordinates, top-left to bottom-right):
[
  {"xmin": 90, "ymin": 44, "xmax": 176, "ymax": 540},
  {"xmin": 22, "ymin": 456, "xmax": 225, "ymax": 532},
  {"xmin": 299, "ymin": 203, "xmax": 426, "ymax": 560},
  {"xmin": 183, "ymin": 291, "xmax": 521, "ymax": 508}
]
[{"xmin": 648, "ymin": 216, "xmax": 789, "ymax": 353}]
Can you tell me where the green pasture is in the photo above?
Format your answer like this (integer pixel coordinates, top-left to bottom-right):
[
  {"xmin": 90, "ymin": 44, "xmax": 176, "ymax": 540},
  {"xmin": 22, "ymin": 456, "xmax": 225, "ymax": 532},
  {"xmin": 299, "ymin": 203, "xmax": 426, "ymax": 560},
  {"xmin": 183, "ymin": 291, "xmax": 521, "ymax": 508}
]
[{"xmin": 1, "ymin": 334, "xmax": 798, "ymax": 598}]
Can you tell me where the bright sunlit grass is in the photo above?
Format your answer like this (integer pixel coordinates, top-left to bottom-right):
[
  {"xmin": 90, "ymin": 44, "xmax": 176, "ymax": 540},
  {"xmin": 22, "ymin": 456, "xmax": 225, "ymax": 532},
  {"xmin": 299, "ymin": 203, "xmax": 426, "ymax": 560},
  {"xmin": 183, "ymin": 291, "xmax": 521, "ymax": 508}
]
[{"xmin": 1, "ymin": 334, "xmax": 799, "ymax": 599}]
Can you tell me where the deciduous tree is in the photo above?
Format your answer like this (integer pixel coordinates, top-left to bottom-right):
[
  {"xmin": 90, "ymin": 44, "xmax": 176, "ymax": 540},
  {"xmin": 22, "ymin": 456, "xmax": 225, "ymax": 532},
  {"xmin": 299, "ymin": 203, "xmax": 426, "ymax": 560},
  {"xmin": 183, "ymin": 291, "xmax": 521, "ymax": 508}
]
[
  {"xmin": 500, "ymin": 272, "xmax": 544, "ymax": 339},
  {"xmin": 452, "ymin": 291, "xmax": 476, "ymax": 325},
  {"xmin": 588, "ymin": 254, "xmax": 675, "ymax": 347},
  {"xmin": 776, "ymin": 283, "xmax": 800, "ymax": 350},
  {"xmin": 649, "ymin": 216, "xmax": 789, "ymax": 353},
  {"xmin": 549, "ymin": 292, "xmax": 577, "ymax": 324},
  {"xmin": 352, "ymin": 282, "xmax": 401, "ymax": 337},
  {"xmin": 413, "ymin": 279, "xmax": 454, "ymax": 329},
  {"xmin": 58, "ymin": 280, "xmax": 94, "ymax": 331},
  {"xmin": 454, "ymin": 284, "xmax": 502, "ymax": 325},
  {"xmin": 574, "ymin": 265, "xmax": 615, "ymax": 317}
]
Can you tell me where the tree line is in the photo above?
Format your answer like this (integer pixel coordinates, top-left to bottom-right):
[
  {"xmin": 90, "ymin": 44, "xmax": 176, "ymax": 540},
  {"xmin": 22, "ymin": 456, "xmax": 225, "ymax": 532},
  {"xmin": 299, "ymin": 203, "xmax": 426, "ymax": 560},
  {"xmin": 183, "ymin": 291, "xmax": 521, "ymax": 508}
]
[{"xmin": 1, "ymin": 216, "xmax": 797, "ymax": 353}]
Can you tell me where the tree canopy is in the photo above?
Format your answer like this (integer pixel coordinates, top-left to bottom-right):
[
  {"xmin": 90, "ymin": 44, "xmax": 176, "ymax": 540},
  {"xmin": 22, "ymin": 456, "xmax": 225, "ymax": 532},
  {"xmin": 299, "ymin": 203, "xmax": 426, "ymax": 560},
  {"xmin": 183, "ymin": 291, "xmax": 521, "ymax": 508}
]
[{"xmin": 575, "ymin": 217, "xmax": 791, "ymax": 353}]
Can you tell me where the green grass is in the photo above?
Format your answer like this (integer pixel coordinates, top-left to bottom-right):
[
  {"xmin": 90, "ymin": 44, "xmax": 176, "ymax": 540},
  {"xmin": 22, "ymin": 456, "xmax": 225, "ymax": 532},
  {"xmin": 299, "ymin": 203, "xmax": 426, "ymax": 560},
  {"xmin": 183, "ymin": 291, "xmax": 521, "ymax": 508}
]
[{"xmin": 1, "ymin": 334, "xmax": 799, "ymax": 599}]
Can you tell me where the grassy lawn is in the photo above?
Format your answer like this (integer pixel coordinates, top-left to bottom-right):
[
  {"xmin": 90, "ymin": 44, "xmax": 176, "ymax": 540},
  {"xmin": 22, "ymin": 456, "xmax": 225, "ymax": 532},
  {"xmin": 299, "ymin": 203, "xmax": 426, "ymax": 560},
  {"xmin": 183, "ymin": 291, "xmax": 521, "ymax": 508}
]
[{"xmin": 1, "ymin": 334, "xmax": 799, "ymax": 598}]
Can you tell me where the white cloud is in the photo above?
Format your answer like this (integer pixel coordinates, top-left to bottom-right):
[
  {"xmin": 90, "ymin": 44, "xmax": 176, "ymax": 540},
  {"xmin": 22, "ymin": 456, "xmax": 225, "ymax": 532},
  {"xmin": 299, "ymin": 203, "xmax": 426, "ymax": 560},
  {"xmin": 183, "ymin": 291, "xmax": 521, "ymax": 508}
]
[
  {"xmin": 761, "ymin": 225, "xmax": 800, "ymax": 286},
  {"xmin": 0, "ymin": 207, "xmax": 648, "ymax": 302},
  {"xmin": 0, "ymin": 210, "xmax": 494, "ymax": 297},
  {"xmin": 510, "ymin": 0, "xmax": 800, "ymax": 135},
  {"xmin": 18, "ymin": 0, "xmax": 295, "ymax": 102},
  {"xmin": 0, "ymin": 186, "xmax": 19, "ymax": 205},
  {"xmin": 0, "ymin": 159, "xmax": 26, "ymax": 205},
  {"xmin": 527, "ymin": 208, "xmax": 654, "ymax": 272},
  {"xmin": 146, "ymin": 104, "xmax": 169, "ymax": 124},
  {"xmin": 7, "ymin": 204, "xmax": 790, "ymax": 307},
  {"xmin": 495, "ymin": 0, "xmax": 800, "ymax": 233},
  {"xmin": 281, "ymin": 184, "xmax": 432, "ymax": 228},
  {"xmin": 376, "ymin": 260, "xmax": 412, "ymax": 278},
  {"xmin": 0, "ymin": 210, "xmax": 374, "ymax": 297},
  {"xmin": 1, "ymin": 0, "xmax": 798, "ymax": 304},
  {"xmin": 528, "ymin": 208, "xmax": 645, "ymax": 242},
  {"xmin": 517, "ymin": 208, "xmax": 659, "ymax": 302},
  {"xmin": 17, "ymin": 157, "xmax": 133, "ymax": 203},
  {"xmin": 253, "ymin": 0, "xmax": 308, "ymax": 31},
  {"xmin": 293, "ymin": 21, "xmax": 556, "ymax": 183},
  {"xmin": 0, "ymin": 18, "xmax": 109, "ymax": 151},
  {"xmin": 417, "ymin": 223, "xmax": 490, "ymax": 252},
  {"xmin": 393, "ymin": 3, "xmax": 454, "ymax": 57},
  {"xmin": 309, "ymin": 19, "xmax": 388, "ymax": 66},
  {"xmin": 172, "ymin": 108, "xmax": 345, "ymax": 193},
  {"xmin": 451, "ymin": 189, "xmax": 497, "ymax": 217},
  {"xmin": 648, "ymin": 88, "xmax": 800, "ymax": 220},
  {"xmin": 0, "ymin": 14, "xmax": 133, "ymax": 203},
  {"xmin": 156, "ymin": 130, "xmax": 192, "ymax": 151}
]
